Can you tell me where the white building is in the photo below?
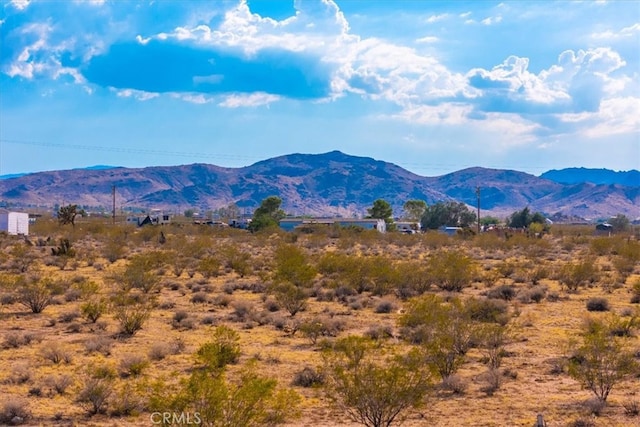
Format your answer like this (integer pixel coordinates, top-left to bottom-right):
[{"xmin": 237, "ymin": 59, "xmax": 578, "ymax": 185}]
[{"xmin": 0, "ymin": 209, "xmax": 29, "ymax": 235}]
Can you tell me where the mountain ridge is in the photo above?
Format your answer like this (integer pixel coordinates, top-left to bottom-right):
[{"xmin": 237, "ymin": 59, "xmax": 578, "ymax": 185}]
[{"xmin": 1, "ymin": 151, "xmax": 638, "ymax": 219}]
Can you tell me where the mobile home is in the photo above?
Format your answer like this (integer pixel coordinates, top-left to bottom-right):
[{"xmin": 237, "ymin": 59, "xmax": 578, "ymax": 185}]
[{"xmin": 0, "ymin": 210, "xmax": 29, "ymax": 235}]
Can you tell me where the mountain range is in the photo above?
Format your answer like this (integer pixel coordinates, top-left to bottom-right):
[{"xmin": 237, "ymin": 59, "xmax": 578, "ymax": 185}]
[{"xmin": 1, "ymin": 151, "xmax": 638, "ymax": 220}]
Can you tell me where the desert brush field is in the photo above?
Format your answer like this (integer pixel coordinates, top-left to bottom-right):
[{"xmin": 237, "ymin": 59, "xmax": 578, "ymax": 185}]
[{"xmin": 0, "ymin": 218, "xmax": 639, "ymax": 427}]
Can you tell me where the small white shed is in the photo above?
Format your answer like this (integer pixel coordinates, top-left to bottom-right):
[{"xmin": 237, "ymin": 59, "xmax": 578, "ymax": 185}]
[{"xmin": 0, "ymin": 210, "xmax": 30, "ymax": 235}]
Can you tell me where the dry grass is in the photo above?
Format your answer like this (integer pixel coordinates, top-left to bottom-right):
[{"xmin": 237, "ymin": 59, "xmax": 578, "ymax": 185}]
[{"xmin": 0, "ymin": 219, "xmax": 638, "ymax": 426}]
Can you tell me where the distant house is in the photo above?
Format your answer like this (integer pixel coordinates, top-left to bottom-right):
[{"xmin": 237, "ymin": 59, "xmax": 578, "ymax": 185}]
[
  {"xmin": 228, "ymin": 218, "xmax": 251, "ymax": 229},
  {"xmin": 438, "ymin": 226, "xmax": 462, "ymax": 236},
  {"xmin": 395, "ymin": 221, "xmax": 421, "ymax": 233},
  {"xmin": 595, "ymin": 223, "xmax": 613, "ymax": 236},
  {"xmin": 279, "ymin": 218, "xmax": 386, "ymax": 233},
  {"xmin": 0, "ymin": 209, "xmax": 29, "ymax": 235},
  {"xmin": 126, "ymin": 213, "xmax": 172, "ymax": 227}
]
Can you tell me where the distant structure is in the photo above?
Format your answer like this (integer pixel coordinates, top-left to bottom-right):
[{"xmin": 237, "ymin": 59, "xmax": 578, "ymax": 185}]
[
  {"xmin": 228, "ymin": 218, "xmax": 252, "ymax": 229},
  {"xmin": 595, "ymin": 222, "xmax": 613, "ymax": 236},
  {"xmin": 438, "ymin": 226, "xmax": 462, "ymax": 236},
  {"xmin": 395, "ymin": 221, "xmax": 421, "ymax": 234},
  {"xmin": 0, "ymin": 209, "xmax": 29, "ymax": 235},
  {"xmin": 126, "ymin": 213, "xmax": 172, "ymax": 227},
  {"xmin": 279, "ymin": 218, "xmax": 387, "ymax": 233}
]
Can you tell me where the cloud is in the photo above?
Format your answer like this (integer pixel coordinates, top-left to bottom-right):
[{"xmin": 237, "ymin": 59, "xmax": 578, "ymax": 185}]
[
  {"xmin": 591, "ymin": 23, "xmax": 640, "ymax": 40},
  {"xmin": 415, "ymin": 36, "xmax": 439, "ymax": 44},
  {"xmin": 481, "ymin": 16, "xmax": 502, "ymax": 26},
  {"xmin": 114, "ymin": 88, "xmax": 159, "ymax": 101},
  {"xmin": 219, "ymin": 92, "xmax": 280, "ymax": 108},
  {"xmin": 9, "ymin": 0, "xmax": 30, "ymax": 10},
  {"xmin": 426, "ymin": 14, "xmax": 449, "ymax": 24}
]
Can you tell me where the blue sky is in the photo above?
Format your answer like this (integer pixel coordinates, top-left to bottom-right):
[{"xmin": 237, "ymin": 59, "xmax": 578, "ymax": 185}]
[{"xmin": 1, "ymin": 0, "xmax": 638, "ymax": 177}]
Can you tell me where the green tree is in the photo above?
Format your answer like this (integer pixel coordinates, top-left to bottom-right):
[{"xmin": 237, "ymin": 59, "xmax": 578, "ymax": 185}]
[
  {"xmin": 57, "ymin": 204, "xmax": 85, "ymax": 227},
  {"xmin": 249, "ymin": 196, "xmax": 286, "ymax": 232},
  {"xmin": 420, "ymin": 201, "xmax": 476, "ymax": 230},
  {"xmin": 568, "ymin": 320, "xmax": 637, "ymax": 403},
  {"xmin": 609, "ymin": 214, "xmax": 630, "ymax": 232},
  {"xmin": 367, "ymin": 199, "xmax": 394, "ymax": 229},
  {"xmin": 507, "ymin": 207, "xmax": 546, "ymax": 229},
  {"xmin": 480, "ymin": 216, "xmax": 501, "ymax": 226},
  {"xmin": 323, "ymin": 336, "xmax": 431, "ymax": 427},
  {"xmin": 402, "ymin": 200, "xmax": 427, "ymax": 222}
]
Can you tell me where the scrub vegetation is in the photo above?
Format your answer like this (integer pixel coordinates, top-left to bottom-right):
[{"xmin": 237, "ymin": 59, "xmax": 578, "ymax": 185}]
[{"xmin": 0, "ymin": 214, "xmax": 638, "ymax": 426}]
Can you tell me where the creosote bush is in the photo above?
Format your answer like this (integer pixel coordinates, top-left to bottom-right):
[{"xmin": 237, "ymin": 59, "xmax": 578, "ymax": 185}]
[{"xmin": 586, "ymin": 297, "xmax": 610, "ymax": 312}]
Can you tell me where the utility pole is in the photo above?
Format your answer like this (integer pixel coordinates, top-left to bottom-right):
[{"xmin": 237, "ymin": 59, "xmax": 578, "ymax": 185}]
[
  {"xmin": 112, "ymin": 185, "xmax": 116, "ymax": 225},
  {"xmin": 476, "ymin": 186, "xmax": 481, "ymax": 234}
]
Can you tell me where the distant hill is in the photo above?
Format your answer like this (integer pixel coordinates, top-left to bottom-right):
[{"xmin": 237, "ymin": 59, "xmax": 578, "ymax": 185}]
[
  {"xmin": 0, "ymin": 165, "xmax": 117, "ymax": 180},
  {"xmin": 0, "ymin": 151, "xmax": 638, "ymax": 219},
  {"xmin": 0, "ymin": 173, "xmax": 29, "ymax": 180},
  {"xmin": 541, "ymin": 168, "xmax": 640, "ymax": 187}
]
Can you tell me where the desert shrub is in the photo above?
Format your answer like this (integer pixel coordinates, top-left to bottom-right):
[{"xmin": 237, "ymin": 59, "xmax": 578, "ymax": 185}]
[
  {"xmin": 465, "ymin": 297, "xmax": 509, "ymax": 325},
  {"xmin": 3, "ymin": 332, "xmax": 38, "ymax": 349},
  {"xmin": 569, "ymin": 418, "xmax": 596, "ymax": 427},
  {"xmin": 111, "ymin": 291, "xmax": 153, "ymax": 336},
  {"xmin": 59, "ymin": 310, "xmax": 80, "ymax": 323},
  {"xmin": 374, "ymin": 299, "xmax": 395, "ymax": 313},
  {"xmin": 399, "ymin": 295, "xmax": 474, "ymax": 379},
  {"xmin": 81, "ymin": 299, "xmax": 108, "ymax": 323},
  {"xmin": 112, "ymin": 256, "xmax": 163, "ymax": 293},
  {"xmin": 547, "ymin": 291, "xmax": 560, "ymax": 302},
  {"xmin": 583, "ymin": 397, "xmax": 605, "ymax": 416},
  {"xmin": 230, "ymin": 300, "xmax": 254, "ymax": 322},
  {"xmin": 85, "ymin": 336, "xmax": 113, "ymax": 356},
  {"xmin": 364, "ymin": 325, "xmax": 395, "ymax": 341},
  {"xmin": 428, "ymin": 250, "xmax": 477, "ymax": 292},
  {"xmin": 5, "ymin": 364, "xmax": 31, "ymax": 384},
  {"xmin": 103, "ymin": 237, "xmax": 127, "ymax": 263},
  {"xmin": 190, "ymin": 292, "xmax": 209, "ymax": 304},
  {"xmin": 64, "ymin": 288, "xmax": 82, "ymax": 302},
  {"xmin": 0, "ymin": 398, "xmax": 30, "ymax": 425},
  {"xmin": 201, "ymin": 315, "xmax": 217, "ymax": 325},
  {"xmin": 16, "ymin": 277, "xmax": 58, "ymax": 314},
  {"xmin": 41, "ymin": 343, "xmax": 73, "ymax": 364},
  {"xmin": 109, "ymin": 385, "xmax": 144, "ymax": 417},
  {"xmin": 479, "ymin": 369, "xmax": 502, "ymax": 396},
  {"xmin": 622, "ymin": 399, "xmax": 640, "ymax": 417},
  {"xmin": 198, "ymin": 256, "xmax": 221, "ymax": 279},
  {"xmin": 486, "ymin": 284, "xmax": 516, "ymax": 301},
  {"xmin": 568, "ymin": 320, "xmax": 637, "ymax": 403},
  {"xmin": 264, "ymin": 298, "xmax": 280, "ymax": 312},
  {"xmin": 322, "ymin": 336, "xmax": 431, "ymax": 427},
  {"xmin": 220, "ymin": 244, "xmax": 252, "ymax": 277},
  {"xmin": 441, "ymin": 374, "xmax": 468, "ymax": 394},
  {"xmin": 517, "ymin": 285, "xmax": 547, "ymax": 304},
  {"xmin": 271, "ymin": 282, "xmax": 308, "ymax": 317},
  {"xmin": 148, "ymin": 339, "xmax": 184, "ymax": 360},
  {"xmin": 43, "ymin": 374, "xmax": 73, "ymax": 395},
  {"xmin": 213, "ymin": 294, "xmax": 232, "ymax": 307},
  {"xmin": 119, "ymin": 354, "xmax": 149, "ymax": 378},
  {"xmin": 292, "ymin": 366, "xmax": 324, "ymax": 387},
  {"xmin": 196, "ymin": 326, "xmax": 241, "ymax": 371},
  {"xmin": 559, "ymin": 259, "xmax": 599, "ymax": 291},
  {"xmin": 77, "ymin": 377, "xmax": 114, "ymax": 415},
  {"xmin": 586, "ymin": 298, "xmax": 610, "ymax": 312}
]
